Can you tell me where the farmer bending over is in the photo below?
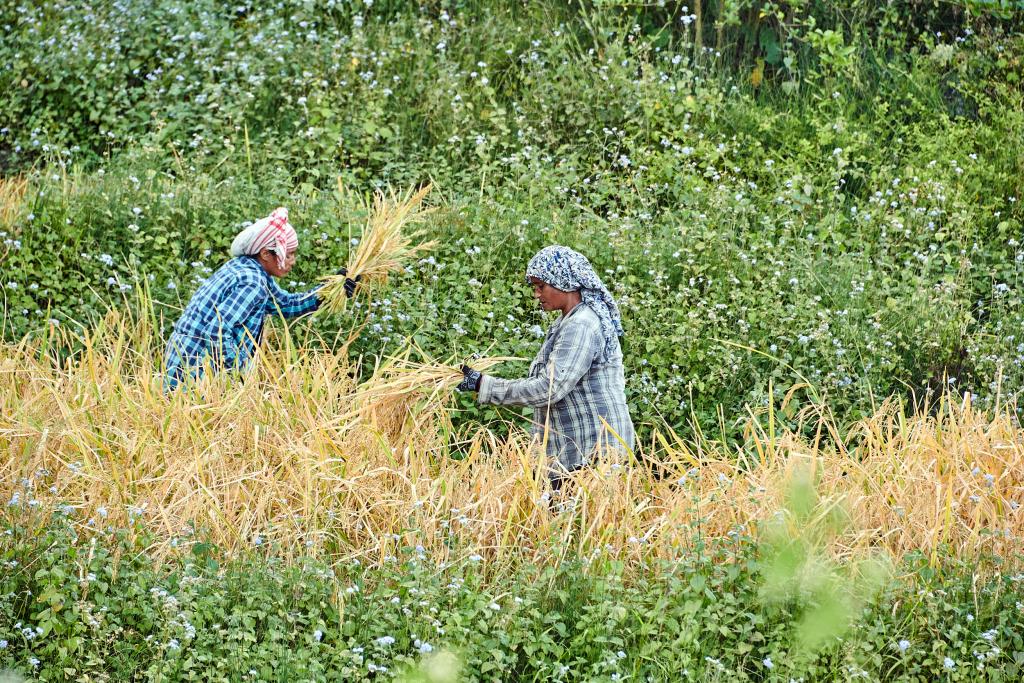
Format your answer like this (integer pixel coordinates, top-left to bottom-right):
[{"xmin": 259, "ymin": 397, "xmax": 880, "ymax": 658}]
[
  {"xmin": 458, "ymin": 245, "xmax": 635, "ymax": 488},
  {"xmin": 163, "ymin": 207, "xmax": 359, "ymax": 390}
]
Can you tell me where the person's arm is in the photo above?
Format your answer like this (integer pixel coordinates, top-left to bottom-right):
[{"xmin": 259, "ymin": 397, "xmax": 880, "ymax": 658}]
[
  {"xmin": 212, "ymin": 279, "xmax": 267, "ymax": 369},
  {"xmin": 478, "ymin": 320, "xmax": 599, "ymax": 408},
  {"xmin": 265, "ymin": 277, "xmax": 321, "ymax": 319}
]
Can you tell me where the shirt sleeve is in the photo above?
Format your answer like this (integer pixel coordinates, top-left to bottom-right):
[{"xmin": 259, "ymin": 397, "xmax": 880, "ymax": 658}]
[
  {"xmin": 213, "ymin": 279, "xmax": 267, "ymax": 369},
  {"xmin": 478, "ymin": 318, "xmax": 599, "ymax": 408},
  {"xmin": 265, "ymin": 278, "xmax": 322, "ymax": 319}
]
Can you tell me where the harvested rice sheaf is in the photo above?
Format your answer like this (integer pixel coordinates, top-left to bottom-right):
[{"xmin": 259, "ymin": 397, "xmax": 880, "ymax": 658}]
[
  {"xmin": 319, "ymin": 182, "xmax": 436, "ymax": 314},
  {"xmin": 350, "ymin": 352, "xmax": 517, "ymax": 438}
]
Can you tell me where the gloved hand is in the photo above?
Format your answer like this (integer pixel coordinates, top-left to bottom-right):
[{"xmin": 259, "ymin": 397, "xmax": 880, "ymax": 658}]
[
  {"xmin": 456, "ymin": 364, "xmax": 482, "ymax": 392},
  {"xmin": 335, "ymin": 267, "xmax": 363, "ymax": 298}
]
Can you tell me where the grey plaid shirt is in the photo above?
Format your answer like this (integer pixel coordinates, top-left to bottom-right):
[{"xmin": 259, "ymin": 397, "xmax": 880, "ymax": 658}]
[{"xmin": 478, "ymin": 304, "xmax": 635, "ymax": 474}]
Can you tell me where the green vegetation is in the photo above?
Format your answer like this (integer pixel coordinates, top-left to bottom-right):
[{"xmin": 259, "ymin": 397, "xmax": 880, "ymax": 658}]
[{"xmin": 2, "ymin": 505, "xmax": 1022, "ymax": 682}]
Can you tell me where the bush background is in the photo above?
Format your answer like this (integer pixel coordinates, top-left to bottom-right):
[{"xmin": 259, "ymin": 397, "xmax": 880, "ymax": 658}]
[{"xmin": 2, "ymin": 0, "xmax": 1022, "ymax": 439}]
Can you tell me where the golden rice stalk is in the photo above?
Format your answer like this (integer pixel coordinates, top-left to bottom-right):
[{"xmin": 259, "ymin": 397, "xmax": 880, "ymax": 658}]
[
  {"xmin": 319, "ymin": 183, "xmax": 436, "ymax": 315},
  {"xmin": 0, "ymin": 176, "xmax": 28, "ymax": 229}
]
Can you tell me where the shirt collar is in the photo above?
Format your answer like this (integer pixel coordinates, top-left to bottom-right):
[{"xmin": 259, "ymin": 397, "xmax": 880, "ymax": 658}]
[{"xmin": 239, "ymin": 255, "xmax": 271, "ymax": 281}]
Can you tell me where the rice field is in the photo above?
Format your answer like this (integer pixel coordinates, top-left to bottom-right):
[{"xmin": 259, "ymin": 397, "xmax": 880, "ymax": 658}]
[{"xmin": 2, "ymin": 309, "xmax": 1021, "ymax": 570}]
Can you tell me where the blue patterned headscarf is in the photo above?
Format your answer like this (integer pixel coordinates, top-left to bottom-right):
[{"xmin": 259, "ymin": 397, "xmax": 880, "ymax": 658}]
[{"xmin": 526, "ymin": 245, "xmax": 624, "ymax": 361}]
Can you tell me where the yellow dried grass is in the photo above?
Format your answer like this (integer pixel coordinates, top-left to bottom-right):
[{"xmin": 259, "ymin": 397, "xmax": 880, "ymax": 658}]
[{"xmin": 0, "ymin": 176, "xmax": 28, "ymax": 229}]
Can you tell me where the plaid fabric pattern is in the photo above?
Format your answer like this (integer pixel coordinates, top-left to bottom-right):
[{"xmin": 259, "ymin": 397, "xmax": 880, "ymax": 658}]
[
  {"xmin": 163, "ymin": 256, "xmax": 320, "ymax": 389},
  {"xmin": 478, "ymin": 304, "xmax": 634, "ymax": 474}
]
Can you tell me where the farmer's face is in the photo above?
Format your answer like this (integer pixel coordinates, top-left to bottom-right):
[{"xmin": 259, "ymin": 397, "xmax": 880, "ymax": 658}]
[
  {"xmin": 258, "ymin": 248, "xmax": 298, "ymax": 278},
  {"xmin": 530, "ymin": 277, "xmax": 572, "ymax": 312}
]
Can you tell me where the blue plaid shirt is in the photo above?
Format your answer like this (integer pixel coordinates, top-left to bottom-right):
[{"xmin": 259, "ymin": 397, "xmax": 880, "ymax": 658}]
[{"xmin": 163, "ymin": 256, "xmax": 320, "ymax": 389}]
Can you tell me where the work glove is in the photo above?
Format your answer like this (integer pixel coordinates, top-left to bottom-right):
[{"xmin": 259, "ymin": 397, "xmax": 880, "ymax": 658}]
[
  {"xmin": 335, "ymin": 267, "xmax": 363, "ymax": 298},
  {"xmin": 456, "ymin": 364, "xmax": 482, "ymax": 393}
]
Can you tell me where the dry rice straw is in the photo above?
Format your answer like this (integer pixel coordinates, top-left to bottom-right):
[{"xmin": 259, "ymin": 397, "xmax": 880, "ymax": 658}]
[{"xmin": 319, "ymin": 182, "xmax": 436, "ymax": 315}]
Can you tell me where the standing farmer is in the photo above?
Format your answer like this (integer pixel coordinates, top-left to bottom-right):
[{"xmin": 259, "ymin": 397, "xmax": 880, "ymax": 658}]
[
  {"xmin": 458, "ymin": 245, "xmax": 634, "ymax": 487},
  {"xmin": 163, "ymin": 207, "xmax": 358, "ymax": 390}
]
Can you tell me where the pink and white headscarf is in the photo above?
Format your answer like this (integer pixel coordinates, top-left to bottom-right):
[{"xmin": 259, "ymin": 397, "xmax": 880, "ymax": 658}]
[{"xmin": 230, "ymin": 207, "xmax": 298, "ymax": 269}]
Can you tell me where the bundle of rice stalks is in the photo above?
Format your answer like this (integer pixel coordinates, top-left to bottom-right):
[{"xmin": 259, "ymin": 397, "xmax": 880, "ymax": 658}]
[
  {"xmin": 349, "ymin": 351, "xmax": 518, "ymax": 439},
  {"xmin": 319, "ymin": 182, "xmax": 436, "ymax": 314},
  {"xmin": 359, "ymin": 355, "xmax": 514, "ymax": 402}
]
